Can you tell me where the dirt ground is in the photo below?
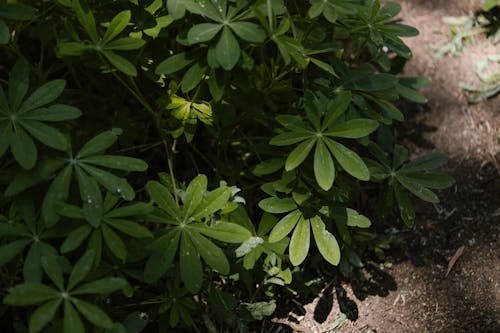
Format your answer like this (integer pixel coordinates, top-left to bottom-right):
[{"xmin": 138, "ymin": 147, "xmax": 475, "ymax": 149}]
[{"xmin": 273, "ymin": 1, "xmax": 499, "ymax": 332}]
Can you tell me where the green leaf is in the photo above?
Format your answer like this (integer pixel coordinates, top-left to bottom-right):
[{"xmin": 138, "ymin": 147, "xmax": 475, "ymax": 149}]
[
  {"xmin": 399, "ymin": 152, "xmax": 447, "ymax": 173},
  {"xmin": 258, "ymin": 197, "xmax": 297, "ymax": 214},
  {"xmin": 309, "ymin": 58, "xmax": 337, "ymax": 77},
  {"xmin": 394, "ymin": 183, "xmax": 415, "ymax": 227},
  {"xmin": 397, "ymin": 172, "xmax": 455, "ymax": 189},
  {"xmin": 68, "ymin": 250, "xmax": 95, "ymax": 291},
  {"xmin": 10, "ymin": 126, "xmax": 37, "ymax": 169},
  {"xmin": 268, "ymin": 209, "xmax": 301, "ymax": 243},
  {"xmin": 64, "ymin": 300, "xmax": 85, "ymax": 333},
  {"xmin": 57, "ymin": 42, "xmax": 92, "ymax": 56},
  {"xmin": 72, "ymin": 0, "xmax": 98, "ymax": 42},
  {"xmin": 190, "ymin": 222, "xmax": 252, "ymax": 243},
  {"xmin": 72, "ymin": 277, "xmax": 127, "ymax": 295},
  {"xmin": 79, "ymin": 163, "xmax": 135, "ymax": 200},
  {"xmin": 289, "ymin": 216, "xmax": 310, "ymax": 266},
  {"xmin": 146, "ymin": 181, "xmax": 180, "ymax": 218},
  {"xmin": 77, "ymin": 128, "xmax": 121, "ymax": 158},
  {"xmin": 168, "ymin": 0, "xmax": 186, "ymax": 20},
  {"xmin": 314, "ymin": 140, "xmax": 335, "ymax": 191},
  {"xmin": 207, "ymin": 69, "xmax": 225, "ymax": 101},
  {"xmin": 285, "ymin": 138, "xmax": 316, "ymax": 171},
  {"xmin": 0, "ymin": 20, "xmax": 8, "ymax": 45},
  {"xmin": 41, "ymin": 255, "xmax": 64, "ymax": 290},
  {"xmin": 396, "ymin": 83, "xmax": 427, "ymax": 103},
  {"xmin": 8, "ymin": 60, "xmax": 30, "ymax": 111},
  {"xmin": 325, "ymin": 139, "xmax": 369, "ymax": 181},
  {"xmin": 75, "ymin": 167, "xmax": 103, "ymax": 227},
  {"xmin": 21, "ymin": 120, "xmax": 68, "ymax": 150},
  {"xmin": 183, "ymin": 174, "xmax": 207, "ymax": 217},
  {"xmin": 190, "ymin": 232, "xmax": 229, "ymax": 274},
  {"xmin": 253, "ymin": 158, "xmax": 285, "ymax": 176},
  {"xmin": 191, "ymin": 187, "xmax": 231, "ymax": 219},
  {"xmin": 72, "ymin": 298, "xmax": 113, "ymax": 328},
  {"xmin": 332, "ymin": 207, "xmax": 371, "ymax": 228},
  {"xmin": 61, "ymin": 225, "xmax": 92, "ymax": 253},
  {"xmin": 180, "ymin": 233, "xmax": 203, "ymax": 294},
  {"xmin": 102, "ymin": 224, "xmax": 127, "ymax": 262},
  {"xmin": 393, "ymin": 144, "xmax": 408, "ymax": 169},
  {"xmin": 0, "ymin": 239, "xmax": 30, "ymax": 267},
  {"xmin": 156, "ymin": 52, "xmax": 193, "ymax": 75},
  {"xmin": 0, "ymin": 4, "xmax": 37, "ymax": 20},
  {"xmin": 23, "ymin": 104, "xmax": 81, "ymax": 121},
  {"xmin": 216, "ymin": 26, "xmax": 240, "ymax": 70},
  {"xmin": 105, "ymin": 203, "xmax": 153, "ymax": 218},
  {"xmin": 4, "ymin": 283, "xmax": 59, "ymax": 305},
  {"xmin": 187, "ymin": 23, "xmax": 222, "ymax": 43},
  {"xmin": 310, "ymin": 216, "xmax": 340, "ymax": 265},
  {"xmin": 181, "ymin": 62, "xmax": 206, "ymax": 93},
  {"xmin": 102, "ymin": 10, "xmax": 131, "ymax": 44},
  {"xmin": 326, "ymin": 119, "xmax": 379, "ymax": 138},
  {"xmin": 104, "ymin": 37, "xmax": 145, "ymax": 50},
  {"xmin": 183, "ymin": 0, "xmax": 223, "ymax": 22},
  {"xmin": 347, "ymin": 74, "xmax": 397, "ymax": 91},
  {"xmin": 144, "ymin": 229, "xmax": 180, "ymax": 282},
  {"xmin": 102, "ymin": 50, "xmax": 137, "ymax": 77},
  {"xmin": 396, "ymin": 175, "xmax": 439, "ymax": 203},
  {"xmin": 0, "ymin": 122, "xmax": 10, "ymax": 158},
  {"xmin": 270, "ymin": 131, "xmax": 314, "ymax": 146},
  {"xmin": 229, "ymin": 21, "xmax": 266, "ymax": 43},
  {"xmin": 105, "ymin": 219, "xmax": 153, "ymax": 238},
  {"xmin": 19, "ymin": 80, "xmax": 66, "ymax": 113},
  {"xmin": 42, "ymin": 166, "xmax": 72, "ymax": 227},
  {"xmin": 29, "ymin": 299, "xmax": 62, "ymax": 333}
]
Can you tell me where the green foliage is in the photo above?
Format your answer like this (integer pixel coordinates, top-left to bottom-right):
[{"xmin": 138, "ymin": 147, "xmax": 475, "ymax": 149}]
[{"xmin": 0, "ymin": 0, "xmax": 454, "ymax": 331}]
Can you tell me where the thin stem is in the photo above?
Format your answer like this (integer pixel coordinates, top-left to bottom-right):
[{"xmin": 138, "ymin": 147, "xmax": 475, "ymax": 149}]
[{"xmin": 164, "ymin": 139, "xmax": 179, "ymax": 206}]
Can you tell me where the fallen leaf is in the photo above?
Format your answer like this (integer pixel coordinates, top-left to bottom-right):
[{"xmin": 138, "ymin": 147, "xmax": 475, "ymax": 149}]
[{"xmin": 445, "ymin": 245, "xmax": 465, "ymax": 277}]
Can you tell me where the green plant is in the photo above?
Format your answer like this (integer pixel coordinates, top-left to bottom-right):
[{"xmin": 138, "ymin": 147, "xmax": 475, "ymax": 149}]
[{"xmin": 0, "ymin": 0, "xmax": 453, "ymax": 331}]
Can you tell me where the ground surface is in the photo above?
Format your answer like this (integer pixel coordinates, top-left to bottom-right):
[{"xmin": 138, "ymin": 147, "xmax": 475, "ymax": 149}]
[{"xmin": 273, "ymin": 1, "xmax": 499, "ymax": 332}]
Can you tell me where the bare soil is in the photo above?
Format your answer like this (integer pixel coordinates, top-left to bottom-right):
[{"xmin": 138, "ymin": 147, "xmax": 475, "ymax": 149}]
[{"xmin": 273, "ymin": 1, "xmax": 499, "ymax": 332}]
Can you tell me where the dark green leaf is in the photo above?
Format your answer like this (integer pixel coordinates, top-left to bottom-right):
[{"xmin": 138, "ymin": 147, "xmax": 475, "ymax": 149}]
[
  {"xmin": 102, "ymin": 10, "xmax": 131, "ymax": 44},
  {"xmin": 102, "ymin": 224, "xmax": 127, "ymax": 262},
  {"xmin": 105, "ymin": 203, "xmax": 153, "ymax": 218},
  {"xmin": 396, "ymin": 83, "xmax": 427, "ymax": 103},
  {"xmin": 64, "ymin": 300, "xmax": 85, "ymax": 333},
  {"xmin": 104, "ymin": 37, "xmax": 145, "ymax": 50},
  {"xmin": 79, "ymin": 163, "xmax": 135, "ymax": 200},
  {"xmin": 146, "ymin": 181, "xmax": 180, "ymax": 218},
  {"xmin": 67, "ymin": 250, "xmax": 95, "ymax": 291},
  {"xmin": 21, "ymin": 120, "xmax": 68, "ymax": 150},
  {"xmin": 23, "ymin": 104, "xmax": 81, "ymax": 121},
  {"xmin": 19, "ymin": 80, "xmax": 65, "ymax": 113},
  {"xmin": 216, "ymin": 26, "xmax": 240, "ymax": 70},
  {"xmin": 72, "ymin": 298, "xmax": 113, "ymax": 328},
  {"xmin": 397, "ymin": 175, "xmax": 439, "ymax": 203},
  {"xmin": 168, "ymin": 0, "xmax": 186, "ymax": 20},
  {"xmin": 0, "ymin": 4, "xmax": 37, "ymax": 20},
  {"xmin": 253, "ymin": 158, "xmax": 285, "ymax": 176},
  {"xmin": 72, "ymin": 0, "xmax": 98, "ymax": 42},
  {"xmin": 0, "ymin": 239, "xmax": 30, "ymax": 267},
  {"xmin": 102, "ymin": 50, "xmax": 137, "ymax": 77},
  {"xmin": 187, "ymin": 23, "xmax": 222, "ymax": 43},
  {"xmin": 394, "ymin": 183, "xmax": 415, "ymax": 227},
  {"xmin": 29, "ymin": 299, "xmax": 61, "ymax": 333},
  {"xmin": 72, "ymin": 277, "xmax": 127, "ymax": 295},
  {"xmin": 144, "ymin": 229, "xmax": 180, "ymax": 282},
  {"xmin": 190, "ymin": 232, "xmax": 229, "ymax": 274},
  {"xmin": 8, "ymin": 60, "xmax": 30, "ymax": 111},
  {"xmin": 229, "ymin": 21, "xmax": 266, "ymax": 43},
  {"xmin": 156, "ymin": 52, "xmax": 193, "ymax": 75},
  {"xmin": 190, "ymin": 222, "xmax": 252, "ymax": 243},
  {"xmin": 399, "ymin": 152, "xmax": 447, "ymax": 172},
  {"xmin": 57, "ymin": 42, "xmax": 92, "ymax": 56},
  {"xmin": 191, "ymin": 187, "xmax": 231, "ymax": 219},
  {"xmin": 0, "ymin": 20, "xmax": 8, "ymax": 44},
  {"xmin": 61, "ymin": 225, "xmax": 92, "ymax": 253},
  {"xmin": 4, "ymin": 283, "xmax": 59, "ymax": 305},
  {"xmin": 42, "ymin": 165, "xmax": 72, "ymax": 227},
  {"xmin": 183, "ymin": 174, "xmax": 207, "ymax": 217},
  {"xmin": 10, "ymin": 126, "xmax": 37, "ymax": 169},
  {"xmin": 397, "ymin": 172, "xmax": 455, "ymax": 189},
  {"xmin": 77, "ymin": 128, "xmax": 122, "ymax": 158},
  {"xmin": 181, "ymin": 62, "xmax": 206, "ymax": 93},
  {"xmin": 106, "ymin": 218, "xmax": 153, "ymax": 238},
  {"xmin": 326, "ymin": 119, "xmax": 379, "ymax": 138},
  {"xmin": 75, "ymin": 167, "xmax": 103, "ymax": 227},
  {"xmin": 180, "ymin": 233, "xmax": 203, "ymax": 294},
  {"xmin": 41, "ymin": 255, "xmax": 64, "ymax": 290}
]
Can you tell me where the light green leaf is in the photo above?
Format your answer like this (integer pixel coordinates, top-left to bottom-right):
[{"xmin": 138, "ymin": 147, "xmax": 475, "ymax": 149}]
[
  {"xmin": 156, "ymin": 52, "xmax": 193, "ymax": 75},
  {"xmin": 190, "ymin": 232, "xmax": 229, "ymax": 274},
  {"xmin": 80, "ymin": 155, "xmax": 147, "ymax": 171},
  {"xmin": 310, "ymin": 216, "xmax": 340, "ymax": 265},
  {"xmin": 104, "ymin": 37, "xmax": 145, "ymax": 50},
  {"xmin": 314, "ymin": 140, "xmax": 335, "ymax": 191},
  {"xmin": 180, "ymin": 233, "xmax": 203, "ymax": 294},
  {"xmin": 20, "ymin": 120, "xmax": 68, "ymax": 150},
  {"xmin": 19, "ymin": 80, "xmax": 65, "ymax": 113},
  {"xmin": 102, "ymin": 10, "xmax": 131, "ymax": 44},
  {"xmin": 77, "ymin": 128, "xmax": 121, "ymax": 158},
  {"xmin": 72, "ymin": 277, "xmax": 127, "ymax": 295},
  {"xmin": 326, "ymin": 119, "xmax": 379, "ymax": 138},
  {"xmin": 183, "ymin": 174, "xmax": 207, "ymax": 217},
  {"xmin": 190, "ymin": 222, "xmax": 252, "ymax": 243},
  {"xmin": 29, "ymin": 299, "xmax": 62, "ymax": 333},
  {"xmin": 289, "ymin": 216, "xmax": 310, "ymax": 266},
  {"xmin": 216, "ymin": 26, "xmax": 240, "ymax": 70},
  {"xmin": 102, "ymin": 50, "xmax": 137, "ymax": 77},
  {"xmin": 10, "ymin": 126, "xmax": 37, "ymax": 169},
  {"xmin": 285, "ymin": 138, "xmax": 316, "ymax": 171},
  {"xmin": 168, "ymin": 0, "xmax": 186, "ymax": 20},
  {"xmin": 191, "ymin": 187, "xmax": 231, "ymax": 219},
  {"xmin": 229, "ymin": 21, "xmax": 266, "ymax": 43},
  {"xmin": 102, "ymin": 224, "xmax": 127, "ymax": 262},
  {"xmin": 67, "ymin": 250, "xmax": 95, "ymax": 291},
  {"xmin": 187, "ymin": 23, "xmax": 222, "ymax": 43},
  {"xmin": 325, "ymin": 139, "xmax": 369, "ymax": 180},
  {"xmin": 64, "ymin": 300, "xmax": 85, "ymax": 333},
  {"xmin": 269, "ymin": 209, "xmax": 301, "ymax": 243},
  {"xmin": 258, "ymin": 197, "xmax": 297, "ymax": 214},
  {"xmin": 72, "ymin": 298, "xmax": 113, "ymax": 328},
  {"xmin": 4, "ymin": 283, "xmax": 59, "ymax": 306},
  {"xmin": 75, "ymin": 167, "xmax": 103, "ymax": 227}
]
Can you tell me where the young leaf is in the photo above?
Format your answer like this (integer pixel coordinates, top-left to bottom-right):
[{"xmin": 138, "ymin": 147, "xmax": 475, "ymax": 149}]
[
  {"xmin": 289, "ymin": 217, "xmax": 310, "ymax": 266},
  {"xmin": 310, "ymin": 216, "xmax": 340, "ymax": 265},
  {"xmin": 314, "ymin": 140, "xmax": 335, "ymax": 191}
]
